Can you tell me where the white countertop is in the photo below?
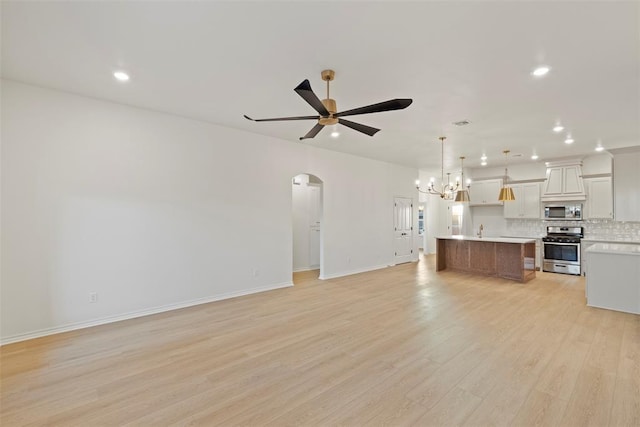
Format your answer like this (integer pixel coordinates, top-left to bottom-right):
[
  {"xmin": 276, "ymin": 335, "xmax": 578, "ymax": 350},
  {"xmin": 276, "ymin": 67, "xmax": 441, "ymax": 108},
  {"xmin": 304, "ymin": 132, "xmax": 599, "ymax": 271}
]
[
  {"xmin": 582, "ymin": 238, "xmax": 640, "ymax": 245},
  {"xmin": 436, "ymin": 235, "xmax": 536, "ymax": 244},
  {"xmin": 585, "ymin": 243, "xmax": 640, "ymax": 256},
  {"xmin": 502, "ymin": 235, "xmax": 544, "ymax": 240}
]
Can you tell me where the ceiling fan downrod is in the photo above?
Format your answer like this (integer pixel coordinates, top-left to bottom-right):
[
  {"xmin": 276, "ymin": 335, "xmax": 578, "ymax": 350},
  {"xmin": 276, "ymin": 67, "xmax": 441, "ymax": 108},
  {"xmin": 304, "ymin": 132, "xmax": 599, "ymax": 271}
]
[{"xmin": 320, "ymin": 69, "xmax": 337, "ymax": 125}]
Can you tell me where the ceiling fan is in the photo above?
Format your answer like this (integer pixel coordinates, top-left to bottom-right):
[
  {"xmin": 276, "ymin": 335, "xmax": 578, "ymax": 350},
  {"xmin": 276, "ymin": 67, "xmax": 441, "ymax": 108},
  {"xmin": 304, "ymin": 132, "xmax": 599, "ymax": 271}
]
[{"xmin": 244, "ymin": 69, "xmax": 413, "ymax": 140}]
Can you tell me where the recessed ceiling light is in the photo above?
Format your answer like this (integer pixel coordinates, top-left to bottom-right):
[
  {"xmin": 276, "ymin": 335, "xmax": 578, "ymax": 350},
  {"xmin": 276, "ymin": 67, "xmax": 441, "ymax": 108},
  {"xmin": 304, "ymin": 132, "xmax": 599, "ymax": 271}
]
[
  {"xmin": 113, "ymin": 71, "xmax": 130, "ymax": 82},
  {"xmin": 481, "ymin": 161, "xmax": 487, "ymax": 166},
  {"xmin": 531, "ymin": 154, "xmax": 539, "ymax": 160},
  {"xmin": 553, "ymin": 125, "xmax": 564, "ymax": 133},
  {"xmin": 595, "ymin": 146, "xmax": 604, "ymax": 152},
  {"xmin": 532, "ymin": 66, "xmax": 550, "ymax": 77},
  {"xmin": 330, "ymin": 131, "xmax": 340, "ymax": 138},
  {"xmin": 481, "ymin": 155, "xmax": 487, "ymax": 161},
  {"xmin": 564, "ymin": 137, "xmax": 574, "ymax": 144}
]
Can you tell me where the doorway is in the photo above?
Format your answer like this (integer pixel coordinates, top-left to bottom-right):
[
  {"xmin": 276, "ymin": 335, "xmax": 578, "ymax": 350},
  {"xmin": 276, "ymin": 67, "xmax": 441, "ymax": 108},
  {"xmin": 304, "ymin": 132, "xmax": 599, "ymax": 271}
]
[
  {"xmin": 394, "ymin": 197, "xmax": 413, "ymax": 264},
  {"xmin": 292, "ymin": 173, "xmax": 323, "ymax": 282}
]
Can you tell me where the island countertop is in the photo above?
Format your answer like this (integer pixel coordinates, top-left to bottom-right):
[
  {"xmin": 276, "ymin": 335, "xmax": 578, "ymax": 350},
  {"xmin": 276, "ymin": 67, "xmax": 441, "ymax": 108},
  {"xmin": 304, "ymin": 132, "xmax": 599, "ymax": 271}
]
[
  {"xmin": 582, "ymin": 238, "xmax": 640, "ymax": 245},
  {"xmin": 435, "ymin": 235, "xmax": 536, "ymax": 244},
  {"xmin": 585, "ymin": 243, "xmax": 640, "ymax": 256}
]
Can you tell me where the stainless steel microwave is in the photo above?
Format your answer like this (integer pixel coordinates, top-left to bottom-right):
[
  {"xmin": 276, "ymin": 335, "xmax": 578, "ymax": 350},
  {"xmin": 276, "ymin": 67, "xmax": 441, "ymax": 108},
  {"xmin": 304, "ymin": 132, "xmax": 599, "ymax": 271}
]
[{"xmin": 544, "ymin": 204, "xmax": 582, "ymax": 221}]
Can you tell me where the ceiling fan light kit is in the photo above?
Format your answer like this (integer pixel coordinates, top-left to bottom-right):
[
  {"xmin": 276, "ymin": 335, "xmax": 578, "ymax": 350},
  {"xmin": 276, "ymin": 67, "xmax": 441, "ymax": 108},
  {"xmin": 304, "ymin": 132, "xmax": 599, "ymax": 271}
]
[{"xmin": 244, "ymin": 69, "xmax": 412, "ymax": 140}]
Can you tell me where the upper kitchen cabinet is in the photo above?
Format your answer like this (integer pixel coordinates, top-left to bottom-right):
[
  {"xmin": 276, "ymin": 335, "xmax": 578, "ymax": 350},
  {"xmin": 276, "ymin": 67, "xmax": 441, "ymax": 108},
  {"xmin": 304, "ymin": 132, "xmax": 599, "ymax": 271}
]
[
  {"xmin": 541, "ymin": 161, "xmax": 586, "ymax": 202},
  {"xmin": 584, "ymin": 177, "xmax": 613, "ymax": 219},
  {"xmin": 503, "ymin": 182, "xmax": 541, "ymax": 219},
  {"xmin": 469, "ymin": 179, "xmax": 503, "ymax": 206},
  {"xmin": 613, "ymin": 149, "xmax": 640, "ymax": 222}
]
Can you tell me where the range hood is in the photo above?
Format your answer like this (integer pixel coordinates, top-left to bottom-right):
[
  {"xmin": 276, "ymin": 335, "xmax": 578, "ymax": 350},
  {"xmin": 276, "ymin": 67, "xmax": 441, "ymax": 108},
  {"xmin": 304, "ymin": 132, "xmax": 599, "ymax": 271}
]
[{"xmin": 541, "ymin": 160, "xmax": 586, "ymax": 202}]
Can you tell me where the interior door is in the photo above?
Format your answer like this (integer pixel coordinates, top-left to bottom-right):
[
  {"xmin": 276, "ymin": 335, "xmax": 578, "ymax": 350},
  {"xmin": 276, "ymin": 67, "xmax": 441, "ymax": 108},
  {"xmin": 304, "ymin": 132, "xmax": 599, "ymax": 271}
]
[{"xmin": 394, "ymin": 197, "xmax": 413, "ymax": 264}]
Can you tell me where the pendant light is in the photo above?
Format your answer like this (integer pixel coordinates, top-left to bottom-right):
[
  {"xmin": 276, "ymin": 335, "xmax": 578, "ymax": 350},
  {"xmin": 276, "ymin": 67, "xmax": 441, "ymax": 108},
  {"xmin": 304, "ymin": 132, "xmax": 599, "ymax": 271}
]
[
  {"xmin": 498, "ymin": 149, "xmax": 516, "ymax": 201},
  {"xmin": 415, "ymin": 136, "xmax": 460, "ymax": 199},
  {"xmin": 454, "ymin": 156, "xmax": 470, "ymax": 202}
]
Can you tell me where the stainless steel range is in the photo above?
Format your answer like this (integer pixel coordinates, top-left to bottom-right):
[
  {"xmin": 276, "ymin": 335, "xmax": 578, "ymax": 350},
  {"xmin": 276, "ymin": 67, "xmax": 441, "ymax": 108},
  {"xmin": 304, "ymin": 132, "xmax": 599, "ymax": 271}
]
[{"xmin": 542, "ymin": 226, "xmax": 583, "ymax": 275}]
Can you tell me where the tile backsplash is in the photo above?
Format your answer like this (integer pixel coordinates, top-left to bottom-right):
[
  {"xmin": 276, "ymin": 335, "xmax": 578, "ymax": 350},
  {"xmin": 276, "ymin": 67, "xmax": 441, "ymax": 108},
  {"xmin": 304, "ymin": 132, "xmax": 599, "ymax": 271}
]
[{"xmin": 506, "ymin": 219, "xmax": 640, "ymax": 241}]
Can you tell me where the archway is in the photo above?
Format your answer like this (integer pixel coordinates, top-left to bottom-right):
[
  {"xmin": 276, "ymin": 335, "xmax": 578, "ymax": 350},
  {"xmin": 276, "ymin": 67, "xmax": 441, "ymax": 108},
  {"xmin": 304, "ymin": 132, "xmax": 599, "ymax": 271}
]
[{"xmin": 291, "ymin": 173, "xmax": 323, "ymax": 283}]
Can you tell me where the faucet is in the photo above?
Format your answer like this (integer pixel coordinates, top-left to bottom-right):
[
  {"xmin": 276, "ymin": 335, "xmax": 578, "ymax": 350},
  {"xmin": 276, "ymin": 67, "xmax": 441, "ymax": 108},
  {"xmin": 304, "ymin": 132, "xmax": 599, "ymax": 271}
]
[{"xmin": 477, "ymin": 224, "xmax": 484, "ymax": 238}]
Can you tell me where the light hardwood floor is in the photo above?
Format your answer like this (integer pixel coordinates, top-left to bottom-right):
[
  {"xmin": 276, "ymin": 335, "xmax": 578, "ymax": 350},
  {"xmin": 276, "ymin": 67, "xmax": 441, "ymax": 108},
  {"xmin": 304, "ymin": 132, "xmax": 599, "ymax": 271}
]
[{"xmin": 1, "ymin": 255, "xmax": 638, "ymax": 426}]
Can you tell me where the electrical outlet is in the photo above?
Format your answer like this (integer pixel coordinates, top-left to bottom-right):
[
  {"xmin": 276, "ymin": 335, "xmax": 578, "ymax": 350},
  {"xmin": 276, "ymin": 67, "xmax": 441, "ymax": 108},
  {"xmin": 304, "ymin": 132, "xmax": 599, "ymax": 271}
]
[
  {"xmin": 89, "ymin": 292, "xmax": 98, "ymax": 303},
  {"xmin": 252, "ymin": 269, "xmax": 259, "ymax": 277}
]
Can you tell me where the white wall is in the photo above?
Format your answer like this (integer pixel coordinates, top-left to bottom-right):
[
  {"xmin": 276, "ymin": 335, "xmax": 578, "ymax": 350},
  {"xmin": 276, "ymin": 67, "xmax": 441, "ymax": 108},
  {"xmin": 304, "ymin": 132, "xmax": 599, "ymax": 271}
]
[
  {"xmin": 470, "ymin": 206, "xmax": 507, "ymax": 237},
  {"xmin": 0, "ymin": 80, "xmax": 418, "ymax": 343},
  {"xmin": 582, "ymin": 154, "xmax": 612, "ymax": 176},
  {"xmin": 468, "ymin": 154, "xmax": 612, "ymax": 182},
  {"xmin": 420, "ymin": 170, "xmax": 436, "ymax": 254},
  {"xmin": 469, "ymin": 162, "xmax": 546, "ymax": 182}
]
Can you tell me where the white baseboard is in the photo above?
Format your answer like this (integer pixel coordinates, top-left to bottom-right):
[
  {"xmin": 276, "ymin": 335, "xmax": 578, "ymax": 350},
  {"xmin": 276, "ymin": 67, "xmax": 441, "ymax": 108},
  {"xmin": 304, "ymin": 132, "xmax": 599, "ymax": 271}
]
[
  {"xmin": 319, "ymin": 264, "xmax": 388, "ymax": 280},
  {"xmin": 0, "ymin": 282, "xmax": 293, "ymax": 346}
]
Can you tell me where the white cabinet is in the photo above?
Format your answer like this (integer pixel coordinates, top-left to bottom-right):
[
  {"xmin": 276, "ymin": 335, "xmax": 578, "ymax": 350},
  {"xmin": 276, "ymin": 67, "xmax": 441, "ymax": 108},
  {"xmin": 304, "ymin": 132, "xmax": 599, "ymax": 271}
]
[
  {"xmin": 584, "ymin": 176, "xmax": 613, "ymax": 219},
  {"xmin": 469, "ymin": 179, "xmax": 503, "ymax": 206},
  {"xmin": 541, "ymin": 163, "xmax": 586, "ymax": 201},
  {"xmin": 503, "ymin": 183, "xmax": 541, "ymax": 219},
  {"xmin": 614, "ymin": 151, "xmax": 640, "ymax": 222}
]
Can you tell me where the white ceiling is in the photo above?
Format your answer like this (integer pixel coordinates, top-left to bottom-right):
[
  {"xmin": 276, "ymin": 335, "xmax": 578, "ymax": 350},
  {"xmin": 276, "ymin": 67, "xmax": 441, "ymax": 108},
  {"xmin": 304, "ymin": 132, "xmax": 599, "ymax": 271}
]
[{"xmin": 2, "ymin": 1, "xmax": 639, "ymax": 171}]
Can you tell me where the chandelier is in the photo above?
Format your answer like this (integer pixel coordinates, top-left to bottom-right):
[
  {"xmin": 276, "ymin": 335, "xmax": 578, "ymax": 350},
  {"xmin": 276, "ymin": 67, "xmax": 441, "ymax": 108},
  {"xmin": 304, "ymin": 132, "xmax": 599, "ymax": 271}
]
[{"xmin": 416, "ymin": 136, "xmax": 466, "ymax": 200}]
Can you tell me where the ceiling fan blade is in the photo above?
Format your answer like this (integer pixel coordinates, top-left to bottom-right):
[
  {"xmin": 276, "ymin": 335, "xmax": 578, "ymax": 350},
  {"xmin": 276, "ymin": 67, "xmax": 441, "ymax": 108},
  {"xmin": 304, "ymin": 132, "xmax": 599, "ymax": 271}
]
[
  {"xmin": 244, "ymin": 114, "xmax": 319, "ymax": 122},
  {"xmin": 334, "ymin": 99, "xmax": 413, "ymax": 117},
  {"xmin": 299, "ymin": 123, "xmax": 324, "ymax": 140},
  {"xmin": 338, "ymin": 119, "xmax": 380, "ymax": 137},
  {"xmin": 294, "ymin": 80, "xmax": 330, "ymax": 116}
]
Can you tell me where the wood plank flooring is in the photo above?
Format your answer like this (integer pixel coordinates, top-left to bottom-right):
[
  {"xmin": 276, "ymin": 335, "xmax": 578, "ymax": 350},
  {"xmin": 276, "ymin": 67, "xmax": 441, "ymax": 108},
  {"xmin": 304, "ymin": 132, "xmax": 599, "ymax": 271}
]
[{"xmin": 1, "ymin": 255, "xmax": 638, "ymax": 426}]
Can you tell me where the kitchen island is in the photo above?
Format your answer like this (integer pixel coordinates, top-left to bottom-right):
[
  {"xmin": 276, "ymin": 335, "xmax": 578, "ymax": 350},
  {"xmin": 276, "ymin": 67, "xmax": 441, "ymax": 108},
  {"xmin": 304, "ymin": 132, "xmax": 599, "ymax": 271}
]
[{"xmin": 436, "ymin": 236, "xmax": 536, "ymax": 283}]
